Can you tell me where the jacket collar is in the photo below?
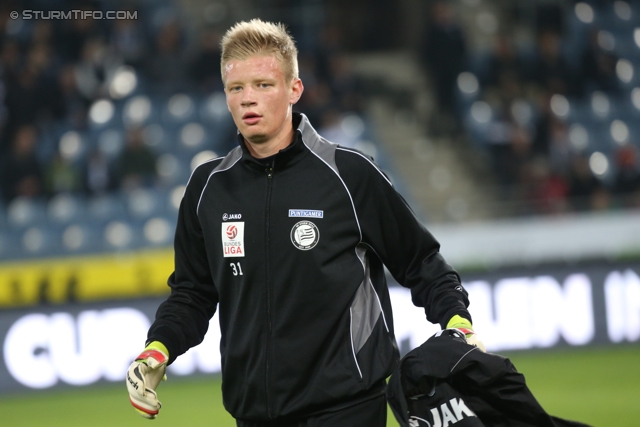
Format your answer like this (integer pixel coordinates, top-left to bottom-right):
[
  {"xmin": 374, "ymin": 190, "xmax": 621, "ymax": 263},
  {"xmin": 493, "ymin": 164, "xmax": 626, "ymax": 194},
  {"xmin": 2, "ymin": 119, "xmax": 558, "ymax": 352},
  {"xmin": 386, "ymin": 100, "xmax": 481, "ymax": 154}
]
[{"xmin": 238, "ymin": 112, "xmax": 319, "ymax": 169}]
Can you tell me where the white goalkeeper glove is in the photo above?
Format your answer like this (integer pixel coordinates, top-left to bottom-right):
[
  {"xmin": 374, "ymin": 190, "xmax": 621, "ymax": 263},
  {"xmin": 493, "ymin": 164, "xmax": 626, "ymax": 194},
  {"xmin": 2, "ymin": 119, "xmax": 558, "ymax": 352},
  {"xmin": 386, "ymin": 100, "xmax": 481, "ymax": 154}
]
[
  {"xmin": 126, "ymin": 342, "xmax": 169, "ymax": 419},
  {"xmin": 447, "ymin": 315, "xmax": 486, "ymax": 352}
]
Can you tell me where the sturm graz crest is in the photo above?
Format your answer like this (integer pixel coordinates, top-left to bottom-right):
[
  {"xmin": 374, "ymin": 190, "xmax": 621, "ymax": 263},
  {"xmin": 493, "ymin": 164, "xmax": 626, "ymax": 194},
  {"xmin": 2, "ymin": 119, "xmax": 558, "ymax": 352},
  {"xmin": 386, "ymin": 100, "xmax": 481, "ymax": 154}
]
[{"xmin": 290, "ymin": 220, "xmax": 320, "ymax": 250}]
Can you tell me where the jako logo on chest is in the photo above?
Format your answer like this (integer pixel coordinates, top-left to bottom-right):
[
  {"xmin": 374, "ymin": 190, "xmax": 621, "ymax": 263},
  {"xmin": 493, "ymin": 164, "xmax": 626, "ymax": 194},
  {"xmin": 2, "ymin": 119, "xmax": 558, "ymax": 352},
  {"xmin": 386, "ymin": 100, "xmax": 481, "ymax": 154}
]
[{"xmin": 222, "ymin": 213, "xmax": 242, "ymax": 221}]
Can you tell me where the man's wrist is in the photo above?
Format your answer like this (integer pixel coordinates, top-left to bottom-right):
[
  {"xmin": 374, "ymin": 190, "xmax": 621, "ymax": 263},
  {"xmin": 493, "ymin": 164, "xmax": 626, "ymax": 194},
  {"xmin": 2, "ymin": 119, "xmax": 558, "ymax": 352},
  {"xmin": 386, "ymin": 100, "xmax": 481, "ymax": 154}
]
[
  {"xmin": 446, "ymin": 314, "xmax": 472, "ymax": 330},
  {"xmin": 144, "ymin": 341, "xmax": 169, "ymax": 359}
]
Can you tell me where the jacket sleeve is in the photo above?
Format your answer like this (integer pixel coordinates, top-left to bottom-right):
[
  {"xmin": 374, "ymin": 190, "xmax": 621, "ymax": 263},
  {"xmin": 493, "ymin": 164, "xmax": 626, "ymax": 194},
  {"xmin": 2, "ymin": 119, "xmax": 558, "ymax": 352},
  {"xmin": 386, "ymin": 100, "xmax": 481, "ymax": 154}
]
[
  {"xmin": 146, "ymin": 165, "xmax": 219, "ymax": 364},
  {"xmin": 336, "ymin": 148, "xmax": 470, "ymax": 328}
]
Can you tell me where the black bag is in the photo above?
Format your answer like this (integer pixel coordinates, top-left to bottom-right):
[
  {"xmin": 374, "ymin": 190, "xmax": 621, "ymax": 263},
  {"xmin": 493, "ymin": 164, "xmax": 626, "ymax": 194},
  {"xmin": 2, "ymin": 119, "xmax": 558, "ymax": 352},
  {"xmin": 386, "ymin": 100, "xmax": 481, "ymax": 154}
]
[{"xmin": 386, "ymin": 329, "xmax": 592, "ymax": 427}]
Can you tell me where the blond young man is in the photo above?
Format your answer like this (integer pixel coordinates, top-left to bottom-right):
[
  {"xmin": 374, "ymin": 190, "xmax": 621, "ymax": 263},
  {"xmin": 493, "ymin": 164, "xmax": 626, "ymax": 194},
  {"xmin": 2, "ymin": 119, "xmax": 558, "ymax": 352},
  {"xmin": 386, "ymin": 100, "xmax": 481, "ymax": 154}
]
[{"xmin": 126, "ymin": 19, "xmax": 479, "ymax": 427}]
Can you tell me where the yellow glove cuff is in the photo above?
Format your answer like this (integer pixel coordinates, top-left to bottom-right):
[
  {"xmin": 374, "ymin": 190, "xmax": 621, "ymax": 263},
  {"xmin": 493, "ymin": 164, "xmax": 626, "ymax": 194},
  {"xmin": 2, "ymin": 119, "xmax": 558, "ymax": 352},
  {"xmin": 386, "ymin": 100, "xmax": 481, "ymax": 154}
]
[
  {"xmin": 446, "ymin": 314, "xmax": 473, "ymax": 330},
  {"xmin": 145, "ymin": 341, "xmax": 169, "ymax": 359}
]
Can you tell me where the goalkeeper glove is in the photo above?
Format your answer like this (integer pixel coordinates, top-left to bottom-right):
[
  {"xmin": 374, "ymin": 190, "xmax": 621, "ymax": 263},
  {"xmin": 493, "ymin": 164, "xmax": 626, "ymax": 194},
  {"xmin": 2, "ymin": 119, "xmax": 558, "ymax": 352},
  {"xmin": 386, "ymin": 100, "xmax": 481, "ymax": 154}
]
[
  {"xmin": 126, "ymin": 342, "xmax": 169, "ymax": 419},
  {"xmin": 446, "ymin": 314, "xmax": 486, "ymax": 352}
]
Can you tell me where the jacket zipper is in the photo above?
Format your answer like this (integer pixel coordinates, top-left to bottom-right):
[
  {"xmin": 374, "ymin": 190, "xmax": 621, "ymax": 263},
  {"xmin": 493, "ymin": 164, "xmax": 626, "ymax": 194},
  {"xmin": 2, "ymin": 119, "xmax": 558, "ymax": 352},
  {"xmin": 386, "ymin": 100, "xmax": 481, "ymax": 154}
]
[{"xmin": 264, "ymin": 160, "xmax": 274, "ymax": 418}]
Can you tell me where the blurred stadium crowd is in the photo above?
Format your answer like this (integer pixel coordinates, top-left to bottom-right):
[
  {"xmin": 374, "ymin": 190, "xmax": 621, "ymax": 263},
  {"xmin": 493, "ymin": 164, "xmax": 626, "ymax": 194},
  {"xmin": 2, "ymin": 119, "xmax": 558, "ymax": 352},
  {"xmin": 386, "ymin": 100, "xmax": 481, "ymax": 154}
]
[
  {"xmin": 424, "ymin": 0, "xmax": 640, "ymax": 215},
  {"xmin": 1, "ymin": 0, "xmax": 640, "ymax": 259},
  {"xmin": 0, "ymin": 0, "xmax": 371, "ymax": 259}
]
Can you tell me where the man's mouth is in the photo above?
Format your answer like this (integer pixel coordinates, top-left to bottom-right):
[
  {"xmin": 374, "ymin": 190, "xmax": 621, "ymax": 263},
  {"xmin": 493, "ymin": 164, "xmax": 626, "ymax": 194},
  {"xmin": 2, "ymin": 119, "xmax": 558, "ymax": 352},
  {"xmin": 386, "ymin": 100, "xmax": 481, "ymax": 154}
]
[{"xmin": 242, "ymin": 112, "xmax": 261, "ymax": 124}]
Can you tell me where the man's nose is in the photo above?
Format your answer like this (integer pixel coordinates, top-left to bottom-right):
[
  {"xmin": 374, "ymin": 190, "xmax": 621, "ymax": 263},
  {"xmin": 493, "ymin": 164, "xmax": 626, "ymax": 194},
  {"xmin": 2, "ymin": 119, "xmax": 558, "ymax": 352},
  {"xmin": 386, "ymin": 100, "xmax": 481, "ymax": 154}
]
[{"xmin": 241, "ymin": 87, "xmax": 256, "ymax": 106}]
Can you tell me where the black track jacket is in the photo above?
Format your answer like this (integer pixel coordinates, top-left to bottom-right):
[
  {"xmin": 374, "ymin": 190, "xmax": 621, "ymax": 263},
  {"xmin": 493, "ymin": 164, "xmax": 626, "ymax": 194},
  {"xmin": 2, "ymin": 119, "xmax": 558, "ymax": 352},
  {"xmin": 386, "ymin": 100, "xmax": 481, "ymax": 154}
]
[{"xmin": 147, "ymin": 113, "xmax": 471, "ymax": 421}]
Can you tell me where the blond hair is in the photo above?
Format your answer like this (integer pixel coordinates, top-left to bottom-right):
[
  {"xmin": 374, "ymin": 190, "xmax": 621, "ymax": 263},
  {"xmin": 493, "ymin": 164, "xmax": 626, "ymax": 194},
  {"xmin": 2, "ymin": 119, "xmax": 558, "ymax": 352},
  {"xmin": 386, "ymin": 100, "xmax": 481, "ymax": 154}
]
[{"xmin": 220, "ymin": 19, "xmax": 299, "ymax": 83}]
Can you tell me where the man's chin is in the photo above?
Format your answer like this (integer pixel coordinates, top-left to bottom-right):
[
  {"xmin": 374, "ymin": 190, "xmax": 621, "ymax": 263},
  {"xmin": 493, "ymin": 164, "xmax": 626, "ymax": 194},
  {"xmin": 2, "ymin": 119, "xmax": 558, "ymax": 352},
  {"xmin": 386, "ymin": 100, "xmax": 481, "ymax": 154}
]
[{"xmin": 244, "ymin": 132, "xmax": 268, "ymax": 145}]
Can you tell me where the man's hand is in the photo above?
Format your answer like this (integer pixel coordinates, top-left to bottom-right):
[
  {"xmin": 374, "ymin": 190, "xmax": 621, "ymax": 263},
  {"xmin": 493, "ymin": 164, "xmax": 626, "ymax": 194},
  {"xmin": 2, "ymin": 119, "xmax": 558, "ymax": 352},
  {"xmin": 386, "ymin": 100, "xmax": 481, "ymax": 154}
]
[
  {"xmin": 446, "ymin": 315, "xmax": 486, "ymax": 352},
  {"xmin": 126, "ymin": 343, "xmax": 169, "ymax": 419}
]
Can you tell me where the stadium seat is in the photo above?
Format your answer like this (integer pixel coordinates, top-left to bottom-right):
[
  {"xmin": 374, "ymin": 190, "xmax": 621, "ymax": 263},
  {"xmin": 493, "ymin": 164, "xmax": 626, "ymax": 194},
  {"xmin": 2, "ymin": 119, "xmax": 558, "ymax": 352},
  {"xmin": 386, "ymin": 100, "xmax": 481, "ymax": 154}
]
[
  {"xmin": 125, "ymin": 187, "xmax": 164, "ymax": 220},
  {"xmin": 6, "ymin": 197, "xmax": 48, "ymax": 230},
  {"xmin": 47, "ymin": 193, "xmax": 86, "ymax": 226},
  {"xmin": 87, "ymin": 193, "xmax": 129, "ymax": 222}
]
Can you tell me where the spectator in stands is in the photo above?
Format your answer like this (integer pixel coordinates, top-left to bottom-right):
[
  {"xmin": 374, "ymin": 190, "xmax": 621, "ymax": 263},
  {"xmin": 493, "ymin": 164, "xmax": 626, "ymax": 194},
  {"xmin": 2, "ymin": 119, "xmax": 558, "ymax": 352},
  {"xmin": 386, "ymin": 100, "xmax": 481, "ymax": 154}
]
[
  {"xmin": 56, "ymin": 64, "xmax": 90, "ymax": 130},
  {"xmin": 3, "ymin": 42, "xmax": 59, "ymax": 151},
  {"xmin": 483, "ymin": 33, "xmax": 526, "ymax": 94},
  {"xmin": 419, "ymin": 0, "xmax": 468, "ymax": 135},
  {"xmin": 109, "ymin": 8, "xmax": 149, "ymax": 69},
  {"xmin": 113, "ymin": 127, "xmax": 157, "ymax": 192},
  {"xmin": 74, "ymin": 37, "xmax": 122, "ymax": 101},
  {"xmin": 567, "ymin": 155, "xmax": 604, "ymax": 212},
  {"xmin": 84, "ymin": 148, "xmax": 114, "ymax": 196},
  {"xmin": 0, "ymin": 125, "xmax": 44, "ymax": 202},
  {"xmin": 529, "ymin": 30, "xmax": 575, "ymax": 96},
  {"xmin": 579, "ymin": 28, "xmax": 619, "ymax": 95},
  {"xmin": 189, "ymin": 27, "xmax": 223, "ymax": 92},
  {"xmin": 612, "ymin": 145, "xmax": 640, "ymax": 207},
  {"xmin": 144, "ymin": 19, "xmax": 188, "ymax": 92},
  {"xmin": 44, "ymin": 151, "xmax": 83, "ymax": 196},
  {"xmin": 55, "ymin": 1, "xmax": 106, "ymax": 63}
]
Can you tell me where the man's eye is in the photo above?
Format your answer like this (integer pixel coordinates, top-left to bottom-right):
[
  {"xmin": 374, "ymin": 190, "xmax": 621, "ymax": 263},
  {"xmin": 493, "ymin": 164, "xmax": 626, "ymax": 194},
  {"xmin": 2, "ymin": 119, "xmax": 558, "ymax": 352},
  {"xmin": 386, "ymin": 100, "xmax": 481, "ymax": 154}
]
[{"xmin": 229, "ymin": 86, "xmax": 242, "ymax": 92}]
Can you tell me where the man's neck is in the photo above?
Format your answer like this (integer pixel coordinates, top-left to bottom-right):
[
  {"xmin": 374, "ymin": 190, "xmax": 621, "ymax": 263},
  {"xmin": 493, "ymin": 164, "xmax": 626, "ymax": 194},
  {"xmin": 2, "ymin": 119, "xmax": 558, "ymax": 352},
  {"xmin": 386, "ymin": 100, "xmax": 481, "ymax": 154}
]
[{"xmin": 244, "ymin": 126, "xmax": 295, "ymax": 159}]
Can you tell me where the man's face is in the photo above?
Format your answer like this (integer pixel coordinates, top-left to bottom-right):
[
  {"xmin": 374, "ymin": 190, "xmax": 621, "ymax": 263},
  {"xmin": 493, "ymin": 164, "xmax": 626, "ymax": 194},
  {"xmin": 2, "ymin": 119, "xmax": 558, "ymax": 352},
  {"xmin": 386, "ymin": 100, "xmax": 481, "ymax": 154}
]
[{"xmin": 224, "ymin": 54, "xmax": 303, "ymax": 147}]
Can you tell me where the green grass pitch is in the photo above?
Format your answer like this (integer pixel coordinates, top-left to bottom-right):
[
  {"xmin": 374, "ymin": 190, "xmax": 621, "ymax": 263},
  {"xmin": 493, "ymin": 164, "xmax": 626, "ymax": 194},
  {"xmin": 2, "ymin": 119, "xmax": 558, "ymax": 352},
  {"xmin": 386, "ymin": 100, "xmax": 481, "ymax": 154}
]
[{"xmin": 0, "ymin": 345, "xmax": 637, "ymax": 426}]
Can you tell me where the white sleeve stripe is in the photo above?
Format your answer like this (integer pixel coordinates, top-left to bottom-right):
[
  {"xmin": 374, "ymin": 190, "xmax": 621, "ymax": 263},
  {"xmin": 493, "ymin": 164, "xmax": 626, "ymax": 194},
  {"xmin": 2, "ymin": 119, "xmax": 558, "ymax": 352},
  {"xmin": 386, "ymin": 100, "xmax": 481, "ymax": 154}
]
[{"xmin": 196, "ymin": 156, "xmax": 241, "ymax": 216}]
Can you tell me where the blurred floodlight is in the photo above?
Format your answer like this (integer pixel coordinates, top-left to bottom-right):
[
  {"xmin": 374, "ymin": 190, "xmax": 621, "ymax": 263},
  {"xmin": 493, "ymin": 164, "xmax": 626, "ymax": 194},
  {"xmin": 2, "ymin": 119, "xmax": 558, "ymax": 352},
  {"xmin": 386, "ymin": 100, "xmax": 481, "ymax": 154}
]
[
  {"xmin": 168, "ymin": 94, "xmax": 194, "ymax": 120},
  {"xmin": 591, "ymin": 91, "xmax": 610, "ymax": 117},
  {"xmin": 181, "ymin": 123, "xmax": 206, "ymax": 147},
  {"xmin": 589, "ymin": 152, "xmax": 609, "ymax": 176},
  {"xmin": 59, "ymin": 131, "xmax": 83, "ymax": 160},
  {"xmin": 105, "ymin": 221, "xmax": 132, "ymax": 248},
  {"xmin": 614, "ymin": 1, "xmax": 632, "ymax": 21},
  {"xmin": 635, "ymin": 28, "xmax": 640, "ymax": 49},
  {"xmin": 476, "ymin": 11, "xmax": 498, "ymax": 34},
  {"xmin": 170, "ymin": 185, "xmax": 186, "ymax": 210},
  {"xmin": 89, "ymin": 99, "xmax": 115, "ymax": 125},
  {"xmin": 616, "ymin": 59, "xmax": 634, "ymax": 83},
  {"xmin": 610, "ymin": 120, "xmax": 630, "ymax": 145},
  {"xmin": 457, "ymin": 72, "xmax": 479, "ymax": 95},
  {"xmin": 62, "ymin": 225, "xmax": 84, "ymax": 251},
  {"xmin": 143, "ymin": 123, "xmax": 164, "ymax": 148},
  {"xmin": 110, "ymin": 66, "xmax": 137, "ymax": 99},
  {"xmin": 191, "ymin": 150, "xmax": 217, "ymax": 171},
  {"xmin": 631, "ymin": 87, "xmax": 640, "ymax": 110},
  {"xmin": 597, "ymin": 31, "xmax": 616, "ymax": 52},
  {"xmin": 98, "ymin": 128, "xmax": 124, "ymax": 157},
  {"xmin": 157, "ymin": 154, "xmax": 180, "ymax": 180},
  {"xmin": 575, "ymin": 2, "xmax": 594, "ymax": 23},
  {"xmin": 341, "ymin": 114, "xmax": 365, "ymax": 139},
  {"xmin": 470, "ymin": 101, "xmax": 492, "ymax": 123},
  {"xmin": 144, "ymin": 218, "xmax": 172, "ymax": 244},
  {"xmin": 569, "ymin": 124, "xmax": 589, "ymax": 151},
  {"xmin": 123, "ymin": 95, "xmax": 152, "ymax": 125},
  {"xmin": 550, "ymin": 94, "xmax": 570, "ymax": 118},
  {"xmin": 511, "ymin": 99, "xmax": 533, "ymax": 126},
  {"xmin": 201, "ymin": 92, "xmax": 228, "ymax": 121},
  {"xmin": 23, "ymin": 227, "xmax": 44, "ymax": 253}
]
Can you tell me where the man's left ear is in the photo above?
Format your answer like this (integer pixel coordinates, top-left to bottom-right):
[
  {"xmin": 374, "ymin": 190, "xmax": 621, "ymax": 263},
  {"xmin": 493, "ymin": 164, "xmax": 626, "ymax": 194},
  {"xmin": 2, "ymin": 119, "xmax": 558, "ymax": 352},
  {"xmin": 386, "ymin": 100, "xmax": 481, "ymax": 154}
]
[{"xmin": 290, "ymin": 78, "xmax": 304, "ymax": 104}]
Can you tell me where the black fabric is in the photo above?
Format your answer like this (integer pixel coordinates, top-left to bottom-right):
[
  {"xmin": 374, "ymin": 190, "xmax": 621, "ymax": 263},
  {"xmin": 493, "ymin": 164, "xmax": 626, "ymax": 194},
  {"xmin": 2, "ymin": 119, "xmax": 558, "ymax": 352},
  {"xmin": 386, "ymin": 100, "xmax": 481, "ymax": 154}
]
[
  {"xmin": 236, "ymin": 393, "xmax": 387, "ymax": 427},
  {"xmin": 387, "ymin": 330, "xmax": 592, "ymax": 427}
]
